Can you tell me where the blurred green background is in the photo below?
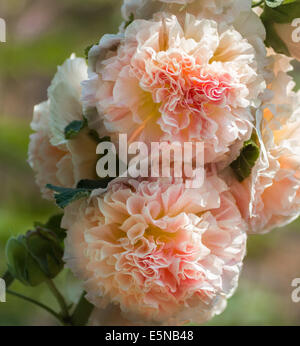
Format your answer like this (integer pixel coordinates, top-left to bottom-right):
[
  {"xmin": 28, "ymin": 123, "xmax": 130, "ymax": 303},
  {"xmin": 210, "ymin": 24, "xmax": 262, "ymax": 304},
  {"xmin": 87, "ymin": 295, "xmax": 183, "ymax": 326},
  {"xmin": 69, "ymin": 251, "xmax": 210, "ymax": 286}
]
[{"xmin": 0, "ymin": 0, "xmax": 299, "ymax": 326}]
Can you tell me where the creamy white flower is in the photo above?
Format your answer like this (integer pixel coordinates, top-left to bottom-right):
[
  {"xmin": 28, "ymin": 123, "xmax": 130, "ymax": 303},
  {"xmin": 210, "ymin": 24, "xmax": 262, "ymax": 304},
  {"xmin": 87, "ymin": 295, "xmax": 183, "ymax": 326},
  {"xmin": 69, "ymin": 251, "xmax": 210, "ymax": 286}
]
[
  {"xmin": 49, "ymin": 54, "xmax": 88, "ymax": 146},
  {"xmin": 122, "ymin": 0, "xmax": 251, "ymax": 24},
  {"xmin": 28, "ymin": 55, "xmax": 99, "ymax": 199}
]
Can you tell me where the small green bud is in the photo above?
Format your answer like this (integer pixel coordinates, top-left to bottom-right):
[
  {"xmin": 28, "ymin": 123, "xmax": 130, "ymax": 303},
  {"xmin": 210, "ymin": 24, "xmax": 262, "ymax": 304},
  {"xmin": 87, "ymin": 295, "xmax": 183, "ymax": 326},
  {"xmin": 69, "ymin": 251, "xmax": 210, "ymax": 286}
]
[{"xmin": 5, "ymin": 228, "xmax": 64, "ymax": 287}]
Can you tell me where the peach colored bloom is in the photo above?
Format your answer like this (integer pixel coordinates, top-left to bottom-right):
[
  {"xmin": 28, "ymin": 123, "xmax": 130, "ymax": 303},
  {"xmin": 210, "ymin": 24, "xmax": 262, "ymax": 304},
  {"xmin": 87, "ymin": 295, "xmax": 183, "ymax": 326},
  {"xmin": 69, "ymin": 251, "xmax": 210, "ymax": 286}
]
[
  {"xmin": 82, "ymin": 13, "xmax": 268, "ymax": 164},
  {"xmin": 89, "ymin": 305, "xmax": 146, "ymax": 326},
  {"xmin": 88, "ymin": 299, "xmax": 226, "ymax": 326},
  {"xmin": 227, "ymin": 53, "xmax": 300, "ymax": 233},
  {"xmin": 28, "ymin": 56, "xmax": 99, "ymax": 199},
  {"xmin": 29, "ymin": 101, "xmax": 73, "ymax": 199},
  {"xmin": 121, "ymin": 0, "xmax": 251, "ymax": 25},
  {"xmin": 63, "ymin": 176, "xmax": 247, "ymax": 325},
  {"xmin": 121, "ymin": 0, "xmax": 268, "ymax": 66}
]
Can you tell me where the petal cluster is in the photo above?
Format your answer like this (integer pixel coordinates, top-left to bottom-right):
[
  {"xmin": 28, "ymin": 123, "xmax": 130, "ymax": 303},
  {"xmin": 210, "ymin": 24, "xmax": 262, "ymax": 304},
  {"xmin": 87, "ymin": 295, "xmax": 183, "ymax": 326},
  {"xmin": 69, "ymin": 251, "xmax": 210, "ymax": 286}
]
[
  {"xmin": 27, "ymin": 0, "xmax": 300, "ymax": 326},
  {"xmin": 121, "ymin": 0, "xmax": 251, "ymax": 24},
  {"xmin": 83, "ymin": 12, "xmax": 267, "ymax": 164},
  {"xmin": 227, "ymin": 53, "xmax": 300, "ymax": 233},
  {"xmin": 63, "ymin": 176, "xmax": 246, "ymax": 324},
  {"xmin": 28, "ymin": 56, "xmax": 99, "ymax": 199}
]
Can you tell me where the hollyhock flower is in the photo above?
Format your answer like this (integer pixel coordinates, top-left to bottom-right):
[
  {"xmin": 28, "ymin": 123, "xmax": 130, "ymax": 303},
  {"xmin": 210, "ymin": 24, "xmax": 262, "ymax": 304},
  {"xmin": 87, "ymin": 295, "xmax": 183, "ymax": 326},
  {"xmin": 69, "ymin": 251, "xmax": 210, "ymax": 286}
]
[
  {"xmin": 121, "ymin": 0, "xmax": 251, "ymax": 25},
  {"xmin": 28, "ymin": 55, "xmax": 99, "ymax": 199},
  {"xmin": 227, "ymin": 53, "xmax": 300, "ymax": 233},
  {"xmin": 121, "ymin": 0, "xmax": 268, "ymax": 61},
  {"xmin": 63, "ymin": 176, "xmax": 247, "ymax": 325},
  {"xmin": 82, "ymin": 13, "xmax": 267, "ymax": 164},
  {"xmin": 89, "ymin": 304, "xmax": 146, "ymax": 326},
  {"xmin": 48, "ymin": 54, "xmax": 89, "ymax": 146},
  {"xmin": 88, "ymin": 298, "xmax": 226, "ymax": 326}
]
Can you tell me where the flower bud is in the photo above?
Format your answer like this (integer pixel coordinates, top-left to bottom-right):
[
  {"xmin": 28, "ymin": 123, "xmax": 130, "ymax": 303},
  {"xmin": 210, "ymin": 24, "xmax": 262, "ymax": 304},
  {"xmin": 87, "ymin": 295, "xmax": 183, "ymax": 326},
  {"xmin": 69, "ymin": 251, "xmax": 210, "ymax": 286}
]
[{"xmin": 5, "ymin": 228, "xmax": 64, "ymax": 286}]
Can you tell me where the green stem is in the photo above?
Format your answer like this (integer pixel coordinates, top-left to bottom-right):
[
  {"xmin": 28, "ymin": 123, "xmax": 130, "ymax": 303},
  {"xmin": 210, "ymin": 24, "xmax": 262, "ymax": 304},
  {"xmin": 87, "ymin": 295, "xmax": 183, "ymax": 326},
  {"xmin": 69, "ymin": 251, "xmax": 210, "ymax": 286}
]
[
  {"xmin": 2, "ymin": 271, "xmax": 14, "ymax": 288},
  {"xmin": 252, "ymin": 0, "xmax": 264, "ymax": 8},
  {"xmin": 7, "ymin": 289, "xmax": 62, "ymax": 323},
  {"xmin": 71, "ymin": 292, "xmax": 93, "ymax": 326},
  {"xmin": 45, "ymin": 279, "xmax": 72, "ymax": 325}
]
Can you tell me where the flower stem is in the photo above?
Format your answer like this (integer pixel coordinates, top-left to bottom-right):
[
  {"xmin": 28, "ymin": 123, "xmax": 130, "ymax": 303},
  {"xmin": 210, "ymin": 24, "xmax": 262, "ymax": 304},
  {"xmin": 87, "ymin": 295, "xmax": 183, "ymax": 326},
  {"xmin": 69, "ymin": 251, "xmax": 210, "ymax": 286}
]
[
  {"xmin": 71, "ymin": 292, "xmax": 93, "ymax": 326},
  {"xmin": 45, "ymin": 279, "xmax": 72, "ymax": 325},
  {"xmin": 7, "ymin": 289, "xmax": 62, "ymax": 322},
  {"xmin": 2, "ymin": 271, "xmax": 14, "ymax": 288}
]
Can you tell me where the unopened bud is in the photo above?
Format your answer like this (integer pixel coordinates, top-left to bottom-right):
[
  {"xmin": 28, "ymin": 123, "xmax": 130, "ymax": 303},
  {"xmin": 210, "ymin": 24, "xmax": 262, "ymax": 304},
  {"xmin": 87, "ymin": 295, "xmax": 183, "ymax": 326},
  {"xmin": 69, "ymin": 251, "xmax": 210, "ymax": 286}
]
[{"xmin": 5, "ymin": 228, "xmax": 64, "ymax": 286}]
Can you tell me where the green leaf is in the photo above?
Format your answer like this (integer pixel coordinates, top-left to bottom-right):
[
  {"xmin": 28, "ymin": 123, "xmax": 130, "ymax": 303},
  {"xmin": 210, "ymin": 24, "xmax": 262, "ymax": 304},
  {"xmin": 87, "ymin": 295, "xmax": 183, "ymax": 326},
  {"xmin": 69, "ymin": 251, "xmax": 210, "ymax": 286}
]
[
  {"xmin": 64, "ymin": 119, "xmax": 87, "ymax": 140},
  {"xmin": 76, "ymin": 178, "xmax": 114, "ymax": 190},
  {"xmin": 2, "ymin": 270, "xmax": 14, "ymax": 288},
  {"xmin": 230, "ymin": 133, "xmax": 260, "ymax": 182},
  {"xmin": 282, "ymin": 0, "xmax": 297, "ymax": 4},
  {"xmin": 88, "ymin": 131, "xmax": 111, "ymax": 144},
  {"xmin": 261, "ymin": 0, "xmax": 300, "ymax": 55},
  {"xmin": 262, "ymin": 1, "xmax": 300, "ymax": 23},
  {"xmin": 44, "ymin": 214, "xmax": 64, "ymax": 236},
  {"xmin": 34, "ymin": 214, "xmax": 66, "ymax": 242},
  {"xmin": 263, "ymin": 20, "xmax": 290, "ymax": 55},
  {"xmin": 84, "ymin": 44, "xmax": 95, "ymax": 61},
  {"xmin": 46, "ymin": 184, "xmax": 92, "ymax": 209},
  {"xmin": 124, "ymin": 13, "xmax": 134, "ymax": 29}
]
